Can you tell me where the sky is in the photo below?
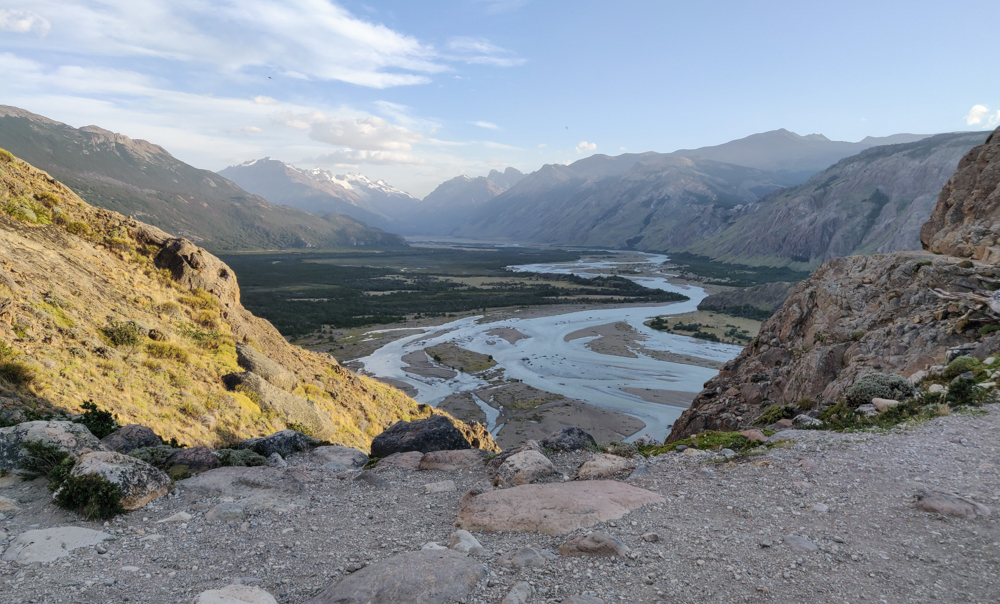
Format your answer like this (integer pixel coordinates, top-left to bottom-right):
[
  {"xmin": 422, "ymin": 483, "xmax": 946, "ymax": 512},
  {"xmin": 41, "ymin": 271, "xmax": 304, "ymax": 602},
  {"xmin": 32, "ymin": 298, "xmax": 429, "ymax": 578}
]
[{"xmin": 0, "ymin": 0, "xmax": 998, "ymax": 198}]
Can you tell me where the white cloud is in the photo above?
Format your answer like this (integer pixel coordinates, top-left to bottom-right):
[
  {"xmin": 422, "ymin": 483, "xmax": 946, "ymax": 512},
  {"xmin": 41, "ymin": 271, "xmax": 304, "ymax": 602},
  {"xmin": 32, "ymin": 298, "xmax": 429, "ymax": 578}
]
[
  {"xmin": 2, "ymin": 0, "xmax": 446, "ymax": 88},
  {"xmin": 252, "ymin": 95, "xmax": 278, "ymax": 105},
  {"xmin": 473, "ymin": 121, "xmax": 500, "ymax": 130},
  {"xmin": 277, "ymin": 112, "xmax": 422, "ymax": 150},
  {"xmin": 233, "ymin": 126, "xmax": 262, "ymax": 134},
  {"xmin": 575, "ymin": 141, "xmax": 597, "ymax": 153},
  {"xmin": 308, "ymin": 149, "xmax": 424, "ymax": 166},
  {"xmin": 446, "ymin": 37, "xmax": 526, "ymax": 67},
  {"xmin": 537, "ymin": 143, "xmax": 546, "ymax": 148},
  {"xmin": 966, "ymin": 104, "xmax": 990, "ymax": 125},
  {"xmin": 0, "ymin": 9, "xmax": 50, "ymax": 34},
  {"xmin": 619, "ymin": 147, "xmax": 627, "ymax": 151}
]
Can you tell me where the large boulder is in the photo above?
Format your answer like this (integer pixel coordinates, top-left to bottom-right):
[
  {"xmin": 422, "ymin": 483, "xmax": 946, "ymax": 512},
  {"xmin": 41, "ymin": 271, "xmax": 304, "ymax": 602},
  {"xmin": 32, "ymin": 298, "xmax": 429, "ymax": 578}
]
[
  {"xmin": 70, "ymin": 451, "xmax": 171, "ymax": 510},
  {"xmin": 101, "ymin": 424, "xmax": 162, "ymax": 453},
  {"xmin": 235, "ymin": 343, "xmax": 297, "ymax": 391},
  {"xmin": 540, "ymin": 426, "xmax": 597, "ymax": 452},
  {"xmin": 1, "ymin": 527, "xmax": 110, "ymax": 563},
  {"xmin": 237, "ymin": 430, "xmax": 323, "ymax": 458},
  {"xmin": 576, "ymin": 454, "xmax": 634, "ymax": 480},
  {"xmin": 371, "ymin": 415, "xmax": 471, "ymax": 458},
  {"xmin": 303, "ymin": 550, "xmax": 485, "ymax": 604},
  {"xmin": 492, "ymin": 450, "xmax": 556, "ymax": 487},
  {"xmin": 312, "ymin": 445, "xmax": 368, "ymax": 470},
  {"xmin": 0, "ymin": 421, "xmax": 105, "ymax": 471},
  {"xmin": 165, "ymin": 446, "xmax": 220, "ymax": 475},
  {"xmin": 223, "ymin": 372, "xmax": 335, "ymax": 439},
  {"xmin": 457, "ymin": 481, "xmax": 665, "ymax": 535}
]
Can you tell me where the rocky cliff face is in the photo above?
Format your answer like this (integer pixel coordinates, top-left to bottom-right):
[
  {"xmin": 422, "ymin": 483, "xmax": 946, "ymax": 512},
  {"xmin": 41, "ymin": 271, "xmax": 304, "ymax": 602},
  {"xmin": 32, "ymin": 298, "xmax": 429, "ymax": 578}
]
[
  {"xmin": 0, "ymin": 148, "xmax": 444, "ymax": 450},
  {"xmin": 669, "ymin": 127, "xmax": 1000, "ymax": 440},
  {"xmin": 920, "ymin": 130, "xmax": 1000, "ymax": 261}
]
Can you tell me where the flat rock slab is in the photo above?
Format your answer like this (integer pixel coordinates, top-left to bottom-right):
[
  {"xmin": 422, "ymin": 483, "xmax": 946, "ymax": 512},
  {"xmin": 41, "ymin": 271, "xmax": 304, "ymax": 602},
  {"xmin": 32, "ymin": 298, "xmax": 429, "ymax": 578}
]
[
  {"xmin": 2, "ymin": 527, "xmax": 110, "ymax": 563},
  {"xmin": 915, "ymin": 490, "xmax": 992, "ymax": 518},
  {"xmin": 312, "ymin": 446, "xmax": 368, "ymax": 469},
  {"xmin": 418, "ymin": 449, "xmax": 487, "ymax": 471},
  {"xmin": 195, "ymin": 584, "xmax": 278, "ymax": 604},
  {"xmin": 303, "ymin": 549, "xmax": 485, "ymax": 604},
  {"xmin": 377, "ymin": 451, "xmax": 424, "ymax": 470},
  {"xmin": 577, "ymin": 454, "xmax": 633, "ymax": 480},
  {"xmin": 456, "ymin": 481, "xmax": 664, "ymax": 535}
]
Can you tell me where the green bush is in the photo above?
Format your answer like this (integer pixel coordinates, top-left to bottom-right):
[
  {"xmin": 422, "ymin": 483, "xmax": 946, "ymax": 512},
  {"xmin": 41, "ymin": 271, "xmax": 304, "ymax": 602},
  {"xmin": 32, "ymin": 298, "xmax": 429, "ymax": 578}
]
[
  {"xmin": 103, "ymin": 319, "xmax": 144, "ymax": 348},
  {"xmin": 844, "ymin": 373, "xmax": 915, "ymax": 408},
  {"xmin": 19, "ymin": 440, "xmax": 72, "ymax": 479},
  {"xmin": 0, "ymin": 360, "xmax": 35, "ymax": 385},
  {"xmin": 756, "ymin": 404, "xmax": 794, "ymax": 425},
  {"xmin": 942, "ymin": 356, "xmax": 981, "ymax": 379},
  {"xmin": 946, "ymin": 377, "xmax": 989, "ymax": 407},
  {"xmin": 66, "ymin": 221, "xmax": 92, "ymax": 236},
  {"xmin": 146, "ymin": 341, "xmax": 189, "ymax": 363},
  {"xmin": 128, "ymin": 445, "xmax": 179, "ymax": 470},
  {"xmin": 74, "ymin": 401, "xmax": 120, "ymax": 439},
  {"xmin": 54, "ymin": 473, "xmax": 123, "ymax": 519},
  {"xmin": 215, "ymin": 448, "xmax": 267, "ymax": 467},
  {"xmin": 0, "ymin": 148, "xmax": 13, "ymax": 163}
]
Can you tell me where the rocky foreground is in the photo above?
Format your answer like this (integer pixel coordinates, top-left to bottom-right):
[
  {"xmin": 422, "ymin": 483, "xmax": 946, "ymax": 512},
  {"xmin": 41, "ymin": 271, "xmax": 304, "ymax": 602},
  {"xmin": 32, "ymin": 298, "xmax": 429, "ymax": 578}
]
[{"xmin": 1, "ymin": 406, "xmax": 998, "ymax": 604}]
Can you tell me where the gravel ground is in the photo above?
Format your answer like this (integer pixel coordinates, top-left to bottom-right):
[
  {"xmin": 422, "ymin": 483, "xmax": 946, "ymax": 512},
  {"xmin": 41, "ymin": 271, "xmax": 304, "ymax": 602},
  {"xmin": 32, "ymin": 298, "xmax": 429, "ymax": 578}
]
[{"xmin": 1, "ymin": 405, "xmax": 998, "ymax": 604}]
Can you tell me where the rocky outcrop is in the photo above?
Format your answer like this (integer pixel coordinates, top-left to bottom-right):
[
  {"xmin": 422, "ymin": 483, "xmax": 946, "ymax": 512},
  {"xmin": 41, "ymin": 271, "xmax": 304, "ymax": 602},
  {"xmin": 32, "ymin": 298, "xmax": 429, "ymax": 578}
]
[
  {"xmin": 921, "ymin": 130, "xmax": 1000, "ymax": 260},
  {"xmin": 0, "ymin": 421, "xmax": 105, "ymax": 471},
  {"xmin": 670, "ymin": 126, "xmax": 1000, "ymax": 441},
  {"xmin": 237, "ymin": 430, "xmax": 323, "ymax": 459},
  {"xmin": 101, "ymin": 424, "xmax": 163, "ymax": 453},
  {"xmin": 234, "ymin": 343, "xmax": 297, "ymax": 391},
  {"xmin": 70, "ymin": 451, "xmax": 171, "ymax": 510},
  {"xmin": 370, "ymin": 415, "xmax": 472, "ymax": 458}
]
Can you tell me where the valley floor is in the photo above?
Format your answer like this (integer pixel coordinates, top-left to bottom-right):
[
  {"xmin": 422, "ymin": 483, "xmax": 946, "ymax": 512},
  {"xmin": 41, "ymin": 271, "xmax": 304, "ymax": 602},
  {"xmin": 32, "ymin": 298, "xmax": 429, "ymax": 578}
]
[{"xmin": 2, "ymin": 406, "xmax": 998, "ymax": 603}]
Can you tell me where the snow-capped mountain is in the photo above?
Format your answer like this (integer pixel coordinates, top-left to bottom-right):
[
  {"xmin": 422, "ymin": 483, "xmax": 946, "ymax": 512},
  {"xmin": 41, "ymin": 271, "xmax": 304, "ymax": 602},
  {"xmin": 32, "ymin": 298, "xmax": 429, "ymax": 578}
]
[{"xmin": 218, "ymin": 158, "xmax": 415, "ymax": 229}]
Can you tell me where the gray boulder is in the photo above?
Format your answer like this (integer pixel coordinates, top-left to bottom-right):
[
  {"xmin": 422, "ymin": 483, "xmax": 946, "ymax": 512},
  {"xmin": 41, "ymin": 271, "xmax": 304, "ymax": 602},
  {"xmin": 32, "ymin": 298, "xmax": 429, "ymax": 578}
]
[
  {"xmin": 540, "ymin": 426, "xmax": 597, "ymax": 452},
  {"xmin": 101, "ymin": 424, "xmax": 162, "ymax": 453},
  {"xmin": 237, "ymin": 429, "xmax": 323, "ymax": 458},
  {"xmin": 235, "ymin": 343, "xmax": 297, "ymax": 391},
  {"xmin": 370, "ymin": 415, "xmax": 470, "ymax": 458},
  {"xmin": 312, "ymin": 445, "xmax": 368, "ymax": 470},
  {"xmin": 165, "ymin": 446, "xmax": 220, "ymax": 474},
  {"xmin": 0, "ymin": 421, "xmax": 105, "ymax": 471},
  {"xmin": 303, "ymin": 549, "xmax": 485, "ymax": 604},
  {"xmin": 70, "ymin": 451, "xmax": 171, "ymax": 510}
]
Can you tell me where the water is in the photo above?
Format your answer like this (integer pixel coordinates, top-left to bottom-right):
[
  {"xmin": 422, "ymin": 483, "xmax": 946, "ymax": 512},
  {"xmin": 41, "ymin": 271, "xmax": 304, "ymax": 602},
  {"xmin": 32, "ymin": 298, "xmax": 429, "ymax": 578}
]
[{"xmin": 355, "ymin": 252, "xmax": 743, "ymax": 441}]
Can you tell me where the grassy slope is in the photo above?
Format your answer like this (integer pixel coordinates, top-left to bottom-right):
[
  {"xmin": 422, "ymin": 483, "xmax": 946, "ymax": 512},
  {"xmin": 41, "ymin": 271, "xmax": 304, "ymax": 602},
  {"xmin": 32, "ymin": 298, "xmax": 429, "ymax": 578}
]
[{"xmin": 0, "ymin": 148, "xmax": 428, "ymax": 451}]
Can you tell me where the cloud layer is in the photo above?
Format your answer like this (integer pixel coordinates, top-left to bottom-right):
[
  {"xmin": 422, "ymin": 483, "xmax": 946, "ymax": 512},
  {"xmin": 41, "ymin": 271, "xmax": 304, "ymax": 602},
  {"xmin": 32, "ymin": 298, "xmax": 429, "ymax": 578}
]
[
  {"xmin": 575, "ymin": 141, "xmax": 597, "ymax": 153},
  {"xmin": 965, "ymin": 104, "xmax": 1000, "ymax": 128}
]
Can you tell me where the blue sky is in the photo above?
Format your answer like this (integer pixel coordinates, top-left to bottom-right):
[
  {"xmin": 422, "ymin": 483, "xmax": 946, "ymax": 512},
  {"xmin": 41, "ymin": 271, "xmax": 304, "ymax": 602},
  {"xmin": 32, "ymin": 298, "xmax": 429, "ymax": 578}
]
[{"xmin": 0, "ymin": 0, "xmax": 997, "ymax": 196}]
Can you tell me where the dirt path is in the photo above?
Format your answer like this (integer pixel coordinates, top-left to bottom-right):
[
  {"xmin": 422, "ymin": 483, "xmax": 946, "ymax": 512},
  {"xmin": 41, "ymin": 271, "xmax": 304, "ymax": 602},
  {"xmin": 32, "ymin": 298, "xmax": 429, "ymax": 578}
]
[{"xmin": 4, "ymin": 407, "xmax": 997, "ymax": 603}]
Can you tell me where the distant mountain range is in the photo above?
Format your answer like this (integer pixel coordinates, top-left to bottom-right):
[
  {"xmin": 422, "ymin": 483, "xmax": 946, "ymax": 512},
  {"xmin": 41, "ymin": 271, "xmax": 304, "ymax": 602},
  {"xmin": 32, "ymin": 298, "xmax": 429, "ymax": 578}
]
[
  {"xmin": 219, "ymin": 159, "xmax": 417, "ymax": 230},
  {"xmin": 0, "ymin": 106, "xmax": 405, "ymax": 251},
  {"xmin": 407, "ymin": 167, "xmax": 525, "ymax": 234},
  {"xmin": 669, "ymin": 129, "xmax": 931, "ymax": 183},
  {"xmin": 686, "ymin": 131, "xmax": 989, "ymax": 268}
]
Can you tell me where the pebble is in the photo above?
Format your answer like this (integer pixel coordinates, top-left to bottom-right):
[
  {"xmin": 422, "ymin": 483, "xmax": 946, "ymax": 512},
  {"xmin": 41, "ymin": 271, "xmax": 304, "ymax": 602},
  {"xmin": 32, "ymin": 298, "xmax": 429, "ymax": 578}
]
[{"xmin": 156, "ymin": 512, "xmax": 192, "ymax": 523}]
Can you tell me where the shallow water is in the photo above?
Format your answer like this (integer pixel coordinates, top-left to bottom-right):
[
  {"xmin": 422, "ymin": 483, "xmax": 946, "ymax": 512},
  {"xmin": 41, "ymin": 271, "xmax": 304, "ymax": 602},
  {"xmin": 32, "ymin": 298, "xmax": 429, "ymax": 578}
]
[{"xmin": 355, "ymin": 252, "xmax": 743, "ymax": 441}]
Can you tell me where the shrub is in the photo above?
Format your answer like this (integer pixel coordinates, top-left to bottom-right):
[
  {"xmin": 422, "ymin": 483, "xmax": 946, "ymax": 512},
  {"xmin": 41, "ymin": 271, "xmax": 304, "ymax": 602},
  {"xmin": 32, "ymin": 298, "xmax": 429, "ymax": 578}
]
[
  {"xmin": 0, "ymin": 148, "xmax": 13, "ymax": 163},
  {"xmin": 215, "ymin": 448, "xmax": 267, "ymax": 467},
  {"xmin": 179, "ymin": 289, "xmax": 219, "ymax": 310},
  {"xmin": 946, "ymin": 377, "xmax": 989, "ymax": 407},
  {"xmin": 146, "ymin": 341, "xmax": 189, "ymax": 363},
  {"xmin": 0, "ymin": 360, "xmax": 35, "ymax": 385},
  {"xmin": 844, "ymin": 372, "xmax": 915, "ymax": 408},
  {"xmin": 157, "ymin": 301, "xmax": 181, "ymax": 316},
  {"xmin": 74, "ymin": 401, "xmax": 120, "ymax": 439},
  {"xmin": 103, "ymin": 319, "xmax": 143, "ymax": 348},
  {"xmin": 54, "ymin": 473, "xmax": 124, "ymax": 519},
  {"xmin": 756, "ymin": 404, "xmax": 794, "ymax": 425},
  {"xmin": 128, "ymin": 445, "xmax": 179, "ymax": 470},
  {"xmin": 194, "ymin": 310, "xmax": 219, "ymax": 329},
  {"xmin": 19, "ymin": 440, "xmax": 71, "ymax": 479},
  {"xmin": 942, "ymin": 356, "xmax": 981, "ymax": 379},
  {"xmin": 66, "ymin": 221, "xmax": 92, "ymax": 236},
  {"xmin": 35, "ymin": 192, "xmax": 61, "ymax": 207}
]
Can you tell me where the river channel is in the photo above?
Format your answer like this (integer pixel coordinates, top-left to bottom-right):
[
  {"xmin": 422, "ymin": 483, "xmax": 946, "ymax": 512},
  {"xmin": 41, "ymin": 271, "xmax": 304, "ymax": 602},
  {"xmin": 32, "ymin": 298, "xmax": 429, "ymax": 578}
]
[{"xmin": 355, "ymin": 252, "xmax": 744, "ymax": 441}]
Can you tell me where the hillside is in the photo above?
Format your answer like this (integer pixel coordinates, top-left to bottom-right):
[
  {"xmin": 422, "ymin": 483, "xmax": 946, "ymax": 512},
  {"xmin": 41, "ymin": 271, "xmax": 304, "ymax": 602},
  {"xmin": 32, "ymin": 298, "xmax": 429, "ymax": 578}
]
[
  {"xmin": 0, "ymin": 147, "xmax": 434, "ymax": 450},
  {"xmin": 457, "ymin": 153, "xmax": 798, "ymax": 248},
  {"xmin": 0, "ymin": 107, "xmax": 406, "ymax": 251},
  {"xmin": 406, "ymin": 167, "xmax": 524, "ymax": 234},
  {"xmin": 669, "ymin": 126, "xmax": 1000, "ymax": 441},
  {"xmin": 670, "ymin": 128, "xmax": 930, "ymax": 182},
  {"xmin": 689, "ymin": 131, "xmax": 988, "ymax": 269},
  {"xmin": 219, "ymin": 159, "xmax": 417, "ymax": 230}
]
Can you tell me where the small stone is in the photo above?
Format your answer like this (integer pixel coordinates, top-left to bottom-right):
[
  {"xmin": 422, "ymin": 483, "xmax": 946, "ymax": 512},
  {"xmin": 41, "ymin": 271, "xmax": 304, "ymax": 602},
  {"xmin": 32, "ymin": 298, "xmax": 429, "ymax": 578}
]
[
  {"xmin": 792, "ymin": 415, "xmax": 823, "ymax": 428},
  {"xmin": 739, "ymin": 429, "xmax": 766, "ymax": 442},
  {"xmin": 499, "ymin": 546, "xmax": 557, "ymax": 569},
  {"xmin": 854, "ymin": 404, "xmax": 878, "ymax": 417},
  {"xmin": 720, "ymin": 448, "xmax": 737, "ymax": 459},
  {"xmin": 674, "ymin": 445, "xmax": 688, "ymax": 452},
  {"xmin": 871, "ymin": 398, "xmax": 900, "ymax": 412},
  {"xmin": 122, "ymin": 566, "xmax": 140, "ymax": 572},
  {"xmin": 424, "ymin": 480, "xmax": 457, "ymax": 494},
  {"xmin": 0, "ymin": 495, "xmax": 20, "ymax": 511},
  {"xmin": 312, "ymin": 446, "xmax": 369, "ymax": 469},
  {"xmin": 492, "ymin": 449, "xmax": 556, "ymax": 486},
  {"xmin": 206, "ymin": 503, "xmax": 246, "ymax": 522},
  {"xmin": 915, "ymin": 490, "xmax": 991, "ymax": 518},
  {"xmin": 577, "ymin": 453, "xmax": 634, "ymax": 479},
  {"xmin": 783, "ymin": 535, "xmax": 818, "ymax": 552},
  {"xmin": 559, "ymin": 532, "xmax": 628, "ymax": 557},
  {"xmin": 157, "ymin": 512, "xmax": 192, "ymax": 523},
  {"xmin": 641, "ymin": 532, "xmax": 660, "ymax": 542},
  {"xmin": 95, "ymin": 544, "xmax": 108, "ymax": 554},
  {"xmin": 353, "ymin": 471, "xmax": 390, "ymax": 489},
  {"xmin": 448, "ymin": 530, "xmax": 484, "ymax": 555},
  {"xmin": 194, "ymin": 583, "xmax": 278, "ymax": 604},
  {"xmin": 810, "ymin": 503, "xmax": 830, "ymax": 513},
  {"xmin": 267, "ymin": 453, "xmax": 287, "ymax": 468},
  {"xmin": 376, "ymin": 451, "xmax": 424, "ymax": 470},
  {"xmin": 759, "ymin": 541, "xmax": 772, "ymax": 548},
  {"xmin": 626, "ymin": 466, "xmax": 651, "ymax": 481},
  {"xmin": 501, "ymin": 581, "xmax": 534, "ymax": 604},
  {"xmin": 977, "ymin": 381, "xmax": 996, "ymax": 390},
  {"xmin": 928, "ymin": 384, "xmax": 947, "ymax": 394},
  {"xmin": 682, "ymin": 447, "xmax": 703, "ymax": 457},
  {"xmin": 421, "ymin": 542, "xmax": 448, "ymax": 550}
]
